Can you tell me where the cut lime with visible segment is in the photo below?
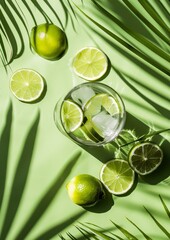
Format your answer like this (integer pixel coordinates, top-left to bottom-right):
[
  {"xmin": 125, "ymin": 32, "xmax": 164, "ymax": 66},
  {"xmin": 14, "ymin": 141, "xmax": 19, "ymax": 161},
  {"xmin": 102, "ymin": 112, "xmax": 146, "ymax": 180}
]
[
  {"xmin": 84, "ymin": 93, "xmax": 120, "ymax": 138},
  {"xmin": 128, "ymin": 142, "xmax": 163, "ymax": 175},
  {"xmin": 84, "ymin": 93, "xmax": 119, "ymax": 119},
  {"xmin": 61, "ymin": 100, "xmax": 83, "ymax": 133},
  {"xmin": 72, "ymin": 47, "xmax": 108, "ymax": 81},
  {"xmin": 10, "ymin": 69, "xmax": 44, "ymax": 102},
  {"xmin": 100, "ymin": 159, "xmax": 135, "ymax": 195}
]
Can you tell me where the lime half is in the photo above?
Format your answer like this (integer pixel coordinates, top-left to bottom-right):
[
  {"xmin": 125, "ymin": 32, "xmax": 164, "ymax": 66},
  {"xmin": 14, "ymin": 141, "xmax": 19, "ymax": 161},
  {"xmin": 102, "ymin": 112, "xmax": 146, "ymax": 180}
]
[
  {"xmin": 61, "ymin": 100, "xmax": 83, "ymax": 133},
  {"xmin": 10, "ymin": 68, "xmax": 44, "ymax": 102},
  {"xmin": 100, "ymin": 159, "xmax": 135, "ymax": 195},
  {"xmin": 72, "ymin": 47, "xmax": 108, "ymax": 81},
  {"xmin": 128, "ymin": 142, "xmax": 163, "ymax": 175}
]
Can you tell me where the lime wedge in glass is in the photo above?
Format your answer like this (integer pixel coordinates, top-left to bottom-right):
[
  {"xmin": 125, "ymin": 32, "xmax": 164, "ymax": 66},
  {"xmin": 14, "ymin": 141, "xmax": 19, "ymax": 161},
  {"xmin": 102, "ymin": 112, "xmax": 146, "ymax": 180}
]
[
  {"xmin": 61, "ymin": 100, "xmax": 83, "ymax": 133},
  {"xmin": 10, "ymin": 68, "xmax": 44, "ymax": 102},
  {"xmin": 72, "ymin": 47, "xmax": 108, "ymax": 81},
  {"xmin": 128, "ymin": 142, "xmax": 163, "ymax": 175},
  {"xmin": 100, "ymin": 159, "xmax": 135, "ymax": 195},
  {"xmin": 84, "ymin": 93, "xmax": 120, "ymax": 138}
]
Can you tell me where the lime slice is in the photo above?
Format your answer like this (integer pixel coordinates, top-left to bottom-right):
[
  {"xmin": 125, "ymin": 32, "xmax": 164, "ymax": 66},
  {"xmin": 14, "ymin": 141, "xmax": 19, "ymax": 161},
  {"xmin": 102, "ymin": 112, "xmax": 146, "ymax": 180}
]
[
  {"xmin": 72, "ymin": 47, "xmax": 108, "ymax": 81},
  {"xmin": 100, "ymin": 159, "xmax": 135, "ymax": 195},
  {"xmin": 61, "ymin": 100, "xmax": 83, "ymax": 133},
  {"xmin": 84, "ymin": 93, "xmax": 120, "ymax": 138},
  {"xmin": 10, "ymin": 68, "xmax": 44, "ymax": 102},
  {"xmin": 128, "ymin": 142, "xmax": 163, "ymax": 175},
  {"xmin": 84, "ymin": 93, "xmax": 119, "ymax": 119}
]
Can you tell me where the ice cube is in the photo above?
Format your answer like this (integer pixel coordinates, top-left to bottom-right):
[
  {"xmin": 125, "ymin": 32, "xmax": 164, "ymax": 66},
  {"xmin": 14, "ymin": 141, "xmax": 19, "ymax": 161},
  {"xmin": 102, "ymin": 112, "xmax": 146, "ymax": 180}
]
[
  {"xmin": 92, "ymin": 111, "xmax": 119, "ymax": 138},
  {"xmin": 71, "ymin": 86, "xmax": 95, "ymax": 108}
]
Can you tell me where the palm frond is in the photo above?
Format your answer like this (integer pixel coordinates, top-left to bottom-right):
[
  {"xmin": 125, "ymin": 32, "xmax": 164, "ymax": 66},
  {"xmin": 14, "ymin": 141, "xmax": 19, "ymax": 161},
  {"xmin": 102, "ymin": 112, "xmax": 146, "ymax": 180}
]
[
  {"xmin": 69, "ymin": 195, "xmax": 170, "ymax": 239},
  {"xmin": 0, "ymin": 111, "xmax": 40, "ymax": 240},
  {"xmin": 159, "ymin": 194, "xmax": 170, "ymax": 218},
  {"xmin": 72, "ymin": 1, "xmax": 170, "ymax": 76},
  {"xmin": 13, "ymin": 151, "xmax": 82, "ymax": 240},
  {"xmin": 126, "ymin": 218, "xmax": 152, "ymax": 240},
  {"xmin": 79, "ymin": 223, "xmax": 115, "ymax": 240},
  {"xmin": 144, "ymin": 206, "xmax": 170, "ymax": 238},
  {"xmin": 0, "ymin": 0, "xmax": 76, "ymax": 66},
  {"xmin": 110, "ymin": 221, "xmax": 138, "ymax": 240},
  {"xmin": 0, "ymin": 102, "xmax": 12, "ymax": 212}
]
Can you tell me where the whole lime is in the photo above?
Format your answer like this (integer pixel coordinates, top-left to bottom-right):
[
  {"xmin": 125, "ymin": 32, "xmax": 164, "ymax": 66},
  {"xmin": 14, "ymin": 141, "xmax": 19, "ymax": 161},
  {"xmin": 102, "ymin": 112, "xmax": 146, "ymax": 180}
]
[
  {"xmin": 30, "ymin": 23, "xmax": 67, "ymax": 60},
  {"xmin": 66, "ymin": 174, "xmax": 105, "ymax": 207}
]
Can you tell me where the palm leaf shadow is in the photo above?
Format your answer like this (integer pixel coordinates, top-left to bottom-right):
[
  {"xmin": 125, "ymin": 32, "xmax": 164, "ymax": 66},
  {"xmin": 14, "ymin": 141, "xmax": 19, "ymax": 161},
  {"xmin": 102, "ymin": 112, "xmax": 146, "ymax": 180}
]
[
  {"xmin": 1, "ymin": 0, "xmax": 28, "ymax": 64},
  {"xmin": 14, "ymin": 151, "xmax": 82, "ymax": 240},
  {"xmin": 1, "ymin": 0, "xmax": 77, "ymax": 66},
  {"xmin": 0, "ymin": 102, "xmax": 12, "ymax": 212},
  {"xmin": 35, "ymin": 211, "xmax": 86, "ymax": 240},
  {"xmin": 0, "ymin": 111, "xmax": 40, "ymax": 240},
  {"xmin": 72, "ymin": 1, "xmax": 170, "ymax": 76}
]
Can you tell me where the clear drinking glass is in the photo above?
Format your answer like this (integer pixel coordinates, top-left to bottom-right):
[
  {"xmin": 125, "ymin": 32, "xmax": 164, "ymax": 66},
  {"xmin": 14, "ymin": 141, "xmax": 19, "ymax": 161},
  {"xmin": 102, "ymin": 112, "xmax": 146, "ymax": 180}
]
[{"xmin": 54, "ymin": 82, "xmax": 126, "ymax": 147}]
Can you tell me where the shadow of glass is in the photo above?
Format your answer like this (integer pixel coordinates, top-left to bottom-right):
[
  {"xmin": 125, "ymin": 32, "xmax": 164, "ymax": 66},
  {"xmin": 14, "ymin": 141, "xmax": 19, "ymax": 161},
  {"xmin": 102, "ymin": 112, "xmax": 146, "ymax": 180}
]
[
  {"xmin": 0, "ymin": 102, "xmax": 12, "ymax": 211},
  {"xmin": 0, "ymin": 112, "xmax": 40, "ymax": 240},
  {"xmin": 35, "ymin": 211, "xmax": 86, "ymax": 240},
  {"xmin": 78, "ymin": 112, "xmax": 150, "ymax": 163},
  {"xmin": 14, "ymin": 151, "xmax": 82, "ymax": 240}
]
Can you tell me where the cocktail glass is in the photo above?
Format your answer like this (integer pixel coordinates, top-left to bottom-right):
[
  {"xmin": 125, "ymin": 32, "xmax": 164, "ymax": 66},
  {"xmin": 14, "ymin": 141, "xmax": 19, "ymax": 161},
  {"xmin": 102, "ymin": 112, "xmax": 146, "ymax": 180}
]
[{"xmin": 54, "ymin": 82, "xmax": 126, "ymax": 147}]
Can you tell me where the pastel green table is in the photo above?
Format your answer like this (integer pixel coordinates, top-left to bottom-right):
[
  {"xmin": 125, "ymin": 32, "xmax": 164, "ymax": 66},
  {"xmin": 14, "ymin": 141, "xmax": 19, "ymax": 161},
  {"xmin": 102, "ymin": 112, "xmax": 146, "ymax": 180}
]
[{"xmin": 1, "ymin": 1, "xmax": 170, "ymax": 239}]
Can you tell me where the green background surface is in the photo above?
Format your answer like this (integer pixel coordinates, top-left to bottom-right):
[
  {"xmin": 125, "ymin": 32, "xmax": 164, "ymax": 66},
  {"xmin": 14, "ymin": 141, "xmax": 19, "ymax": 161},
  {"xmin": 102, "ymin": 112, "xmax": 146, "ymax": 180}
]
[{"xmin": 0, "ymin": 0, "xmax": 170, "ymax": 239}]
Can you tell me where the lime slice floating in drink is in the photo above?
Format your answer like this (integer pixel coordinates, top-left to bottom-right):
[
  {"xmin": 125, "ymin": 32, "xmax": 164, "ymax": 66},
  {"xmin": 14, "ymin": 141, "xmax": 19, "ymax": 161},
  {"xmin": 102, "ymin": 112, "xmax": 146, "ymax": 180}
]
[
  {"xmin": 128, "ymin": 142, "xmax": 163, "ymax": 175},
  {"xmin": 72, "ymin": 47, "xmax": 108, "ymax": 81},
  {"xmin": 61, "ymin": 100, "xmax": 83, "ymax": 133},
  {"xmin": 84, "ymin": 93, "xmax": 120, "ymax": 138},
  {"xmin": 100, "ymin": 159, "xmax": 135, "ymax": 195},
  {"xmin": 84, "ymin": 93, "xmax": 119, "ymax": 119},
  {"xmin": 10, "ymin": 68, "xmax": 44, "ymax": 102}
]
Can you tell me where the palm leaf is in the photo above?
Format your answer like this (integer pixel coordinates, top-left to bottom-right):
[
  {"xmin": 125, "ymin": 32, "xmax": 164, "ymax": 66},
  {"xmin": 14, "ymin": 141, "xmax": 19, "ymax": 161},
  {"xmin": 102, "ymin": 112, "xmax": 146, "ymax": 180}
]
[
  {"xmin": 0, "ymin": 111, "xmax": 40, "ymax": 240},
  {"xmin": 13, "ymin": 151, "xmax": 82, "ymax": 240},
  {"xmin": 110, "ymin": 221, "xmax": 138, "ymax": 240},
  {"xmin": 126, "ymin": 218, "xmax": 152, "ymax": 240},
  {"xmin": 0, "ymin": 0, "xmax": 75, "ymax": 66},
  {"xmin": 72, "ymin": 1, "xmax": 170, "ymax": 76},
  {"xmin": 159, "ymin": 194, "xmax": 170, "ymax": 218},
  {"xmin": 0, "ymin": 102, "xmax": 12, "ymax": 212},
  {"xmin": 144, "ymin": 207, "xmax": 170, "ymax": 238}
]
